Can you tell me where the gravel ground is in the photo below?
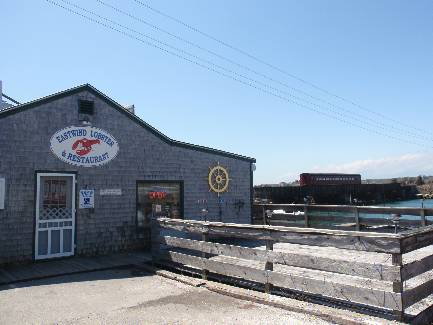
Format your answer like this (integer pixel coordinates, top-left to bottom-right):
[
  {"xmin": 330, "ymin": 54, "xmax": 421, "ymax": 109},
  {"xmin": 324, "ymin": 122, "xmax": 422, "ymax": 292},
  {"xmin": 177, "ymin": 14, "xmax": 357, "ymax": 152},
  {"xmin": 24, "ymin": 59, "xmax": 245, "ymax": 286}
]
[{"xmin": 0, "ymin": 268, "xmax": 332, "ymax": 325}]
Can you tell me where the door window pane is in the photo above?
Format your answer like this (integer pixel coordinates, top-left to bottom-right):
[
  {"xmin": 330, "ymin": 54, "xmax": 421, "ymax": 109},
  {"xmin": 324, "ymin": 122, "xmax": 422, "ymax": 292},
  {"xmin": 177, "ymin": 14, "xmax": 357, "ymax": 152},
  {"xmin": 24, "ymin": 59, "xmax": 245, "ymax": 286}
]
[
  {"xmin": 40, "ymin": 176, "xmax": 72, "ymax": 220},
  {"xmin": 43, "ymin": 179, "xmax": 67, "ymax": 208},
  {"xmin": 51, "ymin": 230, "xmax": 61, "ymax": 254},
  {"xmin": 137, "ymin": 182, "xmax": 182, "ymax": 229},
  {"xmin": 38, "ymin": 230, "xmax": 48, "ymax": 256},
  {"xmin": 63, "ymin": 229, "xmax": 72, "ymax": 253}
]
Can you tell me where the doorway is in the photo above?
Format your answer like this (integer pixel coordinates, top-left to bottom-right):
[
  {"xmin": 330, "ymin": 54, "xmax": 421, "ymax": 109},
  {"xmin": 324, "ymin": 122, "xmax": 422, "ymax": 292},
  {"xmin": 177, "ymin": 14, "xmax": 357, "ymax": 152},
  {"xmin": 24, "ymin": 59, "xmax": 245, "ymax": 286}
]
[
  {"xmin": 35, "ymin": 173, "xmax": 76, "ymax": 260},
  {"xmin": 136, "ymin": 181, "xmax": 183, "ymax": 231}
]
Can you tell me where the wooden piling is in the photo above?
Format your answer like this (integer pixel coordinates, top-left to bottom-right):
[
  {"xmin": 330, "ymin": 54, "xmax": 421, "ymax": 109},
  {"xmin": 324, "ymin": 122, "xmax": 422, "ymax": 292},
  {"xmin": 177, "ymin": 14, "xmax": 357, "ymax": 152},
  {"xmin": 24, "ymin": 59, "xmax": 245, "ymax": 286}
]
[
  {"xmin": 353, "ymin": 206, "xmax": 360, "ymax": 231},
  {"xmin": 264, "ymin": 239, "xmax": 273, "ymax": 294},
  {"xmin": 202, "ymin": 232, "xmax": 209, "ymax": 280},
  {"xmin": 421, "ymin": 209, "xmax": 427, "ymax": 227},
  {"xmin": 392, "ymin": 253, "xmax": 404, "ymax": 321},
  {"xmin": 304, "ymin": 205, "xmax": 309, "ymax": 228}
]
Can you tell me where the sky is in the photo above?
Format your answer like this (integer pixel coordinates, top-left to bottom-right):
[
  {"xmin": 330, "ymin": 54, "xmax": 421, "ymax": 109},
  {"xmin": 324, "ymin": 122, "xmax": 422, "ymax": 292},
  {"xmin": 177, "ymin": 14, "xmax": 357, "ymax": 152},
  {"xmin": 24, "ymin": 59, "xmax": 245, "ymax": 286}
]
[{"xmin": 1, "ymin": 0, "xmax": 433, "ymax": 184}]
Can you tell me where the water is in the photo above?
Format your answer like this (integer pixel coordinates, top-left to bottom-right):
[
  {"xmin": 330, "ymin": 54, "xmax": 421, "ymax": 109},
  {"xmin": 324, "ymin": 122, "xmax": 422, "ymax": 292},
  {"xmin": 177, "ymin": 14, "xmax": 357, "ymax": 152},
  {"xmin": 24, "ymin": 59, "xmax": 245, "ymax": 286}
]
[
  {"xmin": 376, "ymin": 199, "xmax": 433, "ymax": 222},
  {"xmin": 380, "ymin": 198, "xmax": 433, "ymax": 209},
  {"xmin": 306, "ymin": 198, "xmax": 433, "ymax": 228}
]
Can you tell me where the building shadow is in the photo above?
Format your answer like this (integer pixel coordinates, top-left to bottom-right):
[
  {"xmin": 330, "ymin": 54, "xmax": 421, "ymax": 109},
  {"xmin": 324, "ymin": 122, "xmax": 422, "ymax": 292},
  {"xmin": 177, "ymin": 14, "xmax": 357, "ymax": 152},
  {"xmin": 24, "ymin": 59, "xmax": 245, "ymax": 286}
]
[{"xmin": 0, "ymin": 264, "xmax": 154, "ymax": 291}]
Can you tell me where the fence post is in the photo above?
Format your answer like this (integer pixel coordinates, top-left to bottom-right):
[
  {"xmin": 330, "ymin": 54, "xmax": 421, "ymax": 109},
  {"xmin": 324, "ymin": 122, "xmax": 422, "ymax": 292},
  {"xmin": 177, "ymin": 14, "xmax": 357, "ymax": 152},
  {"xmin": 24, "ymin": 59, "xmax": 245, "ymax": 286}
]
[
  {"xmin": 421, "ymin": 208, "xmax": 427, "ymax": 227},
  {"xmin": 304, "ymin": 205, "xmax": 309, "ymax": 227},
  {"xmin": 264, "ymin": 238, "xmax": 274, "ymax": 294},
  {"xmin": 392, "ymin": 253, "xmax": 404, "ymax": 321},
  {"xmin": 353, "ymin": 206, "xmax": 360, "ymax": 231},
  {"xmin": 262, "ymin": 206, "xmax": 267, "ymax": 225},
  {"xmin": 201, "ymin": 230, "xmax": 209, "ymax": 280}
]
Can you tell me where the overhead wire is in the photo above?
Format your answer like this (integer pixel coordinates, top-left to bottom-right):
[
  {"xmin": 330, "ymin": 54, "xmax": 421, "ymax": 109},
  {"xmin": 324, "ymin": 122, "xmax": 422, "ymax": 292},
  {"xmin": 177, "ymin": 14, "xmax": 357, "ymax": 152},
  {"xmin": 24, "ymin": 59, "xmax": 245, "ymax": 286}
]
[
  {"xmin": 43, "ymin": 0, "xmax": 433, "ymax": 150},
  {"xmin": 131, "ymin": 0, "xmax": 433, "ymax": 138},
  {"xmin": 55, "ymin": 0, "xmax": 433, "ymax": 144},
  {"xmin": 2, "ymin": 93, "xmax": 20, "ymax": 105},
  {"xmin": 93, "ymin": 0, "xmax": 433, "ymax": 143}
]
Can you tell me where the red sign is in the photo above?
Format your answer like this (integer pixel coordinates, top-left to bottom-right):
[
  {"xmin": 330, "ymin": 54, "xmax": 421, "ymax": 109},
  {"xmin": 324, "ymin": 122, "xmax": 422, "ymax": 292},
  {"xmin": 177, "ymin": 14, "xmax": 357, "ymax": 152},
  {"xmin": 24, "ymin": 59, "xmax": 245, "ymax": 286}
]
[{"xmin": 148, "ymin": 191, "xmax": 167, "ymax": 200}]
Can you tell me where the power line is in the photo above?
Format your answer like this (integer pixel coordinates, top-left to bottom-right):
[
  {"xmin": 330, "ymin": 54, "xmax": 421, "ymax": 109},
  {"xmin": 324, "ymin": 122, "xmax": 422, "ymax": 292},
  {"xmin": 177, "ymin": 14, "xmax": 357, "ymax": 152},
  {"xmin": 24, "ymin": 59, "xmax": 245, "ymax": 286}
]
[
  {"xmin": 93, "ymin": 0, "xmax": 433, "ymax": 143},
  {"xmin": 43, "ymin": 0, "xmax": 433, "ymax": 150},
  {"xmin": 131, "ymin": 0, "xmax": 433, "ymax": 138},
  {"xmin": 2, "ymin": 93, "xmax": 20, "ymax": 105},
  {"xmin": 62, "ymin": 0, "xmax": 433, "ymax": 144},
  {"xmin": 44, "ymin": 0, "xmax": 432, "ymax": 149}
]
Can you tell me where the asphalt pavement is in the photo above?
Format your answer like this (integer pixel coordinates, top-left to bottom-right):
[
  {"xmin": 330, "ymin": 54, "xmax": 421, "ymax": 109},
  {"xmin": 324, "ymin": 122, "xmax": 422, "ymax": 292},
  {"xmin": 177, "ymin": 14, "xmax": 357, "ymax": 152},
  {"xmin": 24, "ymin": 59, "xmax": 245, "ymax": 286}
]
[{"xmin": 0, "ymin": 267, "xmax": 331, "ymax": 325}]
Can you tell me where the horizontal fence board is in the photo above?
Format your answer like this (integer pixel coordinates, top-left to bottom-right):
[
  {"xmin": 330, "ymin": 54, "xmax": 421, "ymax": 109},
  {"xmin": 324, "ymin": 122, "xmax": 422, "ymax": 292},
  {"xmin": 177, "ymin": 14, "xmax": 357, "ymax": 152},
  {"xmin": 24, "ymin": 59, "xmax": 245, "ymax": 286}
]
[
  {"xmin": 268, "ymin": 270, "xmax": 402, "ymax": 311},
  {"xmin": 403, "ymin": 278, "xmax": 433, "ymax": 309},
  {"xmin": 154, "ymin": 220, "xmax": 208, "ymax": 234},
  {"xmin": 159, "ymin": 235, "xmax": 401, "ymax": 281},
  {"xmin": 411, "ymin": 304, "xmax": 433, "ymax": 325},
  {"xmin": 155, "ymin": 218, "xmax": 399, "ymax": 238},
  {"xmin": 155, "ymin": 218, "xmax": 402, "ymax": 253},
  {"xmin": 158, "ymin": 249, "xmax": 401, "ymax": 311},
  {"xmin": 263, "ymin": 204, "xmax": 354, "ymax": 213},
  {"xmin": 309, "ymin": 206, "xmax": 355, "ymax": 213},
  {"xmin": 268, "ymin": 220, "xmax": 305, "ymax": 227},
  {"xmin": 307, "ymin": 225, "xmax": 359, "ymax": 231},
  {"xmin": 401, "ymin": 227, "xmax": 433, "ymax": 253},
  {"xmin": 211, "ymin": 255, "xmax": 391, "ymax": 292},
  {"xmin": 159, "ymin": 236, "xmax": 266, "ymax": 263},
  {"xmin": 360, "ymin": 207, "xmax": 425, "ymax": 215},
  {"xmin": 158, "ymin": 250, "xmax": 266, "ymax": 283},
  {"xmin": 267, "ymin": 231, "xmax": 400, "ymax": 253},
  {"xmin": 257, "ymin": 204, "xmax": 433, "ymax": 216},
  {"xmin": 269, "ymin": 221, "xmax": 358, "ymax": 231},
  {"xmin": 308, "ymin": 215, "xmax": 356, "ymax": 224},
  {"xmin": 402, "ymin": 253, "xmax": 433, "ymax": 281},
  {"xmin": 268, "ymin": 214, "xmax": 305, "ymax": 222},
  {"xmin": 270, "ymin": 214, "xmax": 424, "ymax": 228},
  {"xmin": 401, "ymin": 224, "xmax": 433, "ymax": 237}
]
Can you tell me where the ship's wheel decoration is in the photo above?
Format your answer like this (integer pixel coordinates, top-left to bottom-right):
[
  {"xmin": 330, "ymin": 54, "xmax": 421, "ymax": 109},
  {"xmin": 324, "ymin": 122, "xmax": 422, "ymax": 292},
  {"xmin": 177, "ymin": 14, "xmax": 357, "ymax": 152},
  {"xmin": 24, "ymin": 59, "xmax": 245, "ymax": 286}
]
[{"xmin": 208, "ymin": 162, "xmax": 230, "ymax": 196}]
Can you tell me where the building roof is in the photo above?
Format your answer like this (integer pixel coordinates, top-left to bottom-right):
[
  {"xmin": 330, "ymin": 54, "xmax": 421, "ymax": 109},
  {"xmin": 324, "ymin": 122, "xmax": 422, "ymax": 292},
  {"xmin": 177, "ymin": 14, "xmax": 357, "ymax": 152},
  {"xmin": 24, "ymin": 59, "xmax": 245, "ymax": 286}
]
[{"xmin": 0, "ymin": 84, "xmax": 255, "ymax": 163}]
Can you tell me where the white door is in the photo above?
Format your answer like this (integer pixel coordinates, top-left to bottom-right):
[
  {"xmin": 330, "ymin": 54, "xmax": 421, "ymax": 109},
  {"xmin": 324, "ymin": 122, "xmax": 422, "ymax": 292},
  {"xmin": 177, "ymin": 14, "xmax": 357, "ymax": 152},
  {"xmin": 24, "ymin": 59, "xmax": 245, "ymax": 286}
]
[{"xmin": 35, "ymin": 173, "xmax": 75, "ymax": 260}]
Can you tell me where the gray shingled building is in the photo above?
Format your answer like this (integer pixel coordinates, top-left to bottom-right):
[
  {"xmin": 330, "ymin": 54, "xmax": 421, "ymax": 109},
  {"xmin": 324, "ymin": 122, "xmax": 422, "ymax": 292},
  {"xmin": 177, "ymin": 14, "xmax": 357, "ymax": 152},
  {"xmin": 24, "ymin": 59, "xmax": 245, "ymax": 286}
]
[{"xmin": 0, "ymin": 84, "xmax": 255, "ymax": 265}]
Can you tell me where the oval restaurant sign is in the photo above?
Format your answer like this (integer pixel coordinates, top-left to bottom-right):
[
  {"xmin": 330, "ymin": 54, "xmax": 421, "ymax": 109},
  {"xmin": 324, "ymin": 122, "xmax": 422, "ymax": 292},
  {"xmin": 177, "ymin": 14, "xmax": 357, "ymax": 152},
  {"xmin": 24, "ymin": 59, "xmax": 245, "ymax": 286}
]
[{"xmin": 50, "ymin": 126, "xmax": 119, "ymax": 167}]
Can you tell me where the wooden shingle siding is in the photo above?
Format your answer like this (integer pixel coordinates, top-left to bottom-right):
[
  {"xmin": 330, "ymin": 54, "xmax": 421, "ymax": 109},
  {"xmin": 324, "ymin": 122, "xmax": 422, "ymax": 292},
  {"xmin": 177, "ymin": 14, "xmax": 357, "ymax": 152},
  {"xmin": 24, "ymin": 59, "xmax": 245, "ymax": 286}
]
[{"xmin": 0, "ymin": 86, "xmax": 254, "ymax": 265}]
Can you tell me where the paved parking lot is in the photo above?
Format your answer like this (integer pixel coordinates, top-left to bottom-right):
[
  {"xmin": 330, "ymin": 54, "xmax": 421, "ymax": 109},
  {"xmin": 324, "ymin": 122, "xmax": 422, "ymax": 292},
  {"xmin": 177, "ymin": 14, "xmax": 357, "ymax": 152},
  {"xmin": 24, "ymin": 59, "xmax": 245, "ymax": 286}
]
[{"xmin": 0, "ymin": 267, "xmax": 331, "ymax": 325}]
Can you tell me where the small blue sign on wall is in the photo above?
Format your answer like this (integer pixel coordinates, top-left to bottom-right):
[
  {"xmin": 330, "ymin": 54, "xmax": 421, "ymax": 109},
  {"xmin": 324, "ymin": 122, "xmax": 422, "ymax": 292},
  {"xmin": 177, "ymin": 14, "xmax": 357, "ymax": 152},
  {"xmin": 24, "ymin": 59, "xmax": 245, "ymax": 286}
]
[{"xmin": 79, "ymin": 189, "xmax": 94, "ymax": 209}]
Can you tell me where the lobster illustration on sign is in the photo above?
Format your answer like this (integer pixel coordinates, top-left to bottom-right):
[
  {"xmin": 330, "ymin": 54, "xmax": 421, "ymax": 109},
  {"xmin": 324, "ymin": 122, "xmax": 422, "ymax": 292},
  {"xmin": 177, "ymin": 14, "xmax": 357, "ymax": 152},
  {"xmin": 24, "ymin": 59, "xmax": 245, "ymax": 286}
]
[{"xmin": 72, "ymin": 138, "xmax": 100, "ymax": 156}]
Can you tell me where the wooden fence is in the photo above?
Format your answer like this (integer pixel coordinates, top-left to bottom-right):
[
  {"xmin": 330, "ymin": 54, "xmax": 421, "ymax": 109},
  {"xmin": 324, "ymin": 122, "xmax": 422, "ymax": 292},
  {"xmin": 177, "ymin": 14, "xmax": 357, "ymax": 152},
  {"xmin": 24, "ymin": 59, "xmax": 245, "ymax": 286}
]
[
  {"xmin": 152, "ymin": 217, "xmax": 433, "ymax": 323},
  {"xmin": 253, "ymin": 203, "xmax": 433, "ymax": 231}
]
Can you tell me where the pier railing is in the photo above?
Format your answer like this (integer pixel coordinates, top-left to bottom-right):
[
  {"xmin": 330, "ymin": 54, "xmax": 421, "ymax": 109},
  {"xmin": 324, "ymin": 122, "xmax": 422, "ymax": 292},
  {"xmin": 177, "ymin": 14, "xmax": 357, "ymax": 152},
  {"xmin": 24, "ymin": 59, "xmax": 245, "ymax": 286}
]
[
  {"xmin": 151, "ymin": 217, "xmax": 433, "ymax": 323},
  {"xmin": 253, "ymin": 203, "xmax": 432, "ymax": 232}
]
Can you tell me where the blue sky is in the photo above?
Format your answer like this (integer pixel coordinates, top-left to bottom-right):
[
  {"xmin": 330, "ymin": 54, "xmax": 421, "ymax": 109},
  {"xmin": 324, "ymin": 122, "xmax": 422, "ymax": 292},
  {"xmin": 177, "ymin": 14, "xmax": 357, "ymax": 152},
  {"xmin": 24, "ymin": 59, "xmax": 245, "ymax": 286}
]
[{"xmin": 2, "ymin": 0, "xmax": 433, "ymax": 184}]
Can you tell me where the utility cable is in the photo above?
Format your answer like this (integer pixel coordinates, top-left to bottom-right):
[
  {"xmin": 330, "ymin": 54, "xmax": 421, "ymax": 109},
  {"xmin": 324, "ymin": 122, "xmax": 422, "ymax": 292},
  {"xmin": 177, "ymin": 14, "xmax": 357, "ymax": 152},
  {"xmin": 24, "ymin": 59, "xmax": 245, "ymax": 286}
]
[
  {"xmin": 94, "ymin": 0, "xmax": 433, "ymax": 142},
  {"xmin": 57, "ymin": 0, "xmax": 433, "ymax": 144},
  {"xmin": 131, "ymin": 0, "xmax": 433, "ymax": 138},
  {"xmin": 2, "ymin": 93, "xmax": 20, "ymax": 105},
  {"xmin": 43, "ymin": 0, "xmax": 433, "ymax": 150}
]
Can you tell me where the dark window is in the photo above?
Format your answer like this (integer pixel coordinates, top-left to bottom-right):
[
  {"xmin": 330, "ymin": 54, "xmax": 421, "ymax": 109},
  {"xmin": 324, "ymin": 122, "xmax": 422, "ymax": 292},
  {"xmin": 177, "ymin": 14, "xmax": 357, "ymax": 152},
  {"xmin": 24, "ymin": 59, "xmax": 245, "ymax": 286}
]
[
  {"xmin": 78, "ymin": 100, "xmax": 94, "ymax": 115},
  {"xmin": 136, "ymin": 182, "xmax": 183, "ymax": 230}
]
